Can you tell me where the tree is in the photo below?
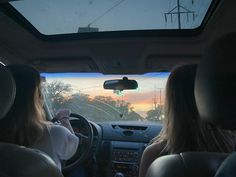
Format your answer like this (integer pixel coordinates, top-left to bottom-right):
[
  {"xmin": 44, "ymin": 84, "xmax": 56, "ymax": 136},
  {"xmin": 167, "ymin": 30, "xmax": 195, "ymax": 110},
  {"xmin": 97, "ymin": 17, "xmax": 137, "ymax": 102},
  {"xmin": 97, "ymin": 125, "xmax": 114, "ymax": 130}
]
[
  {"xmin": 116, "ymin": 100, "xmax": 131, "ymax": 120},
  {"xmin": 43, "ymin": 81, "xmax": 144, "ymax": 122},
  {"xmin": 145, "ymin": 105, "xmax": 164, "ymax": 122},
  {"xmin": 44, "ymin": 81, "xmax": 73, "ymax": 113},
  {"xmin": 127, "ymin": 111, "xmax": 143, "ymax": 121},
  {"xmin": 72, "ymin": 93, "xmax": 90, "ymax": 103}
]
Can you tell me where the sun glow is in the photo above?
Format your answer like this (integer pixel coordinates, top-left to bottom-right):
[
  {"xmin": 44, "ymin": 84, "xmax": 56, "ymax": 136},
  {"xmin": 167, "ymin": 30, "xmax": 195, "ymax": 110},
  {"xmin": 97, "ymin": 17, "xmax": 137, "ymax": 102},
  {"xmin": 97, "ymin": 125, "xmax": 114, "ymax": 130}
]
[{"xmin": 42, "ymin": 72, "xmax": 169, "ymax": 120}]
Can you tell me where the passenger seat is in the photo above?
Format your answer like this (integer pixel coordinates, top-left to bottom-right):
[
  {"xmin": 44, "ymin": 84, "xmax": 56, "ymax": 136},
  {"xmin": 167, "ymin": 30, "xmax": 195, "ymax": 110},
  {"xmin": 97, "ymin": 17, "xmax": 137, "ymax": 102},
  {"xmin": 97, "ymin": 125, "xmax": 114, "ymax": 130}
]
[{"xmin": 146, "ymin": 33, "xmax": 236, "ymax": 177}]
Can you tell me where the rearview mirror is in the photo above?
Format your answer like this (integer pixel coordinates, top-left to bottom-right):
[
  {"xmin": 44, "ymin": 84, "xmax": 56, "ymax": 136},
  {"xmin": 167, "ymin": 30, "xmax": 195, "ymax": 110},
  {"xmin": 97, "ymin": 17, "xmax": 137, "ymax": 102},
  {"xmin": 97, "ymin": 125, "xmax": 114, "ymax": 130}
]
[{"xmin": 103, "ymin": 77, "xmax": 138, "ymax": 91}]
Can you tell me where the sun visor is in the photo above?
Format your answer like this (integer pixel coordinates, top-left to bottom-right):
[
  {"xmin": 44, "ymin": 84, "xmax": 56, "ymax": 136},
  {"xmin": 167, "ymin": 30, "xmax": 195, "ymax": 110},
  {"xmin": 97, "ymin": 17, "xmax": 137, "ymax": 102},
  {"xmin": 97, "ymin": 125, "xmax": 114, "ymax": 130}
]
[
  {"xmin": 29, "ymin": 57, "xmax": 99, "ymax": 73},
  {"xmin": 146, "ymin": 55, "xmax": 199, "ymax": 72}
]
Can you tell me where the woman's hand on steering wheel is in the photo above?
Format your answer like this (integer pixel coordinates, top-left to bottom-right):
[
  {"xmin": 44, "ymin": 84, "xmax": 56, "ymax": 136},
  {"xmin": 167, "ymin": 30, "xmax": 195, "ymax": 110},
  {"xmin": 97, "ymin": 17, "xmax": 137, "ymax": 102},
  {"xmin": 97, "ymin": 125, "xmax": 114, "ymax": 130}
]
[{"xmin": 53, "ymin": 109, "xmax": 75, "ymax": 134}]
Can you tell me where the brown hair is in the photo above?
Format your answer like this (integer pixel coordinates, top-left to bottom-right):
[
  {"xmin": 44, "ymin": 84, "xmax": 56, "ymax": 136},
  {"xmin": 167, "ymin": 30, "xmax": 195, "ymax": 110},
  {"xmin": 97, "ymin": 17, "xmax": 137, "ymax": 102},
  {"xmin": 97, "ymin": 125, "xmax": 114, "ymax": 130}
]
[
  {"xmin": 152, "ymin": 64, "xmax": 235, "ymax": 154},
  {"xmin": 0, "ymin": 65, "xmax": 46, "ymax": 146}
]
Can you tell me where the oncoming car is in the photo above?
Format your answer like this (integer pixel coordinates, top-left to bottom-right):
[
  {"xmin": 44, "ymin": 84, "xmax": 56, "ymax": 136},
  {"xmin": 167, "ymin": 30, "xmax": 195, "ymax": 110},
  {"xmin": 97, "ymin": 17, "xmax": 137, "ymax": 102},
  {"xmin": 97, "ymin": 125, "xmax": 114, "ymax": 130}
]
[{"xmin": 0, "ymin": 0, "xmax": 235, "ymax": 177}]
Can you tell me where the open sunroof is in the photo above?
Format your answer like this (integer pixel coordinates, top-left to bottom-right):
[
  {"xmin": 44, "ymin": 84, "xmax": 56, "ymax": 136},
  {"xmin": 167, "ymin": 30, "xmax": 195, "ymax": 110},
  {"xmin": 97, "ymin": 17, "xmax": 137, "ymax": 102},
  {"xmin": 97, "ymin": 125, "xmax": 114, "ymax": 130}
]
[{"xmin": 10, "ymin": 0, "xmax": 213, "ymax": 35}]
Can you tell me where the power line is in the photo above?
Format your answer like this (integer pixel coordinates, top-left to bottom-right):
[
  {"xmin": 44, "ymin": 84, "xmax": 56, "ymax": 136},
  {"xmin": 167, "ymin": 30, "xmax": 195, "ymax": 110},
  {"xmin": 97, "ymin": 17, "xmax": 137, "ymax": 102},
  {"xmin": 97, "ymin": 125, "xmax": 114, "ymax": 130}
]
[
  {"xmin": 78, "ymin": 85, "xmax": 102, "ymax": 91},
  {"xmin": 136, "ymin": 73, "xmax": 165, "ymax": 83},
  {"xmin": 168, "ymin": 0, "xmax": 173, "ymax": 11},
  {"xmin": 88, "ymin": 0, "xmax": 126, "ymax": 27}
]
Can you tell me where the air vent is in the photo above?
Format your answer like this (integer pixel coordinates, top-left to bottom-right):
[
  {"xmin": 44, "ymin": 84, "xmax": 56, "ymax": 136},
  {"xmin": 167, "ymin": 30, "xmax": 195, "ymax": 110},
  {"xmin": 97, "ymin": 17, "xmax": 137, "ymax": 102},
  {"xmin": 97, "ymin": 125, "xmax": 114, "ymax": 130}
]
[{"xmin": 112, "ymin": 125, "xmax": 147, "ymax": 131}]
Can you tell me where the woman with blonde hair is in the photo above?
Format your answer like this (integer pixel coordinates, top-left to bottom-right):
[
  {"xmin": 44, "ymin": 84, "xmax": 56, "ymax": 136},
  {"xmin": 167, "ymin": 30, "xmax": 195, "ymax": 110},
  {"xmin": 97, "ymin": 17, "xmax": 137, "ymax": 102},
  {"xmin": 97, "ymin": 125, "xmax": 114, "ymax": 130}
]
[
  {"xmin": 139, "ymin": 64, "xmax": 235, "ymax": 177},
  {"xmin": 0, "ymin": 65, "xmax": 79, "ymax": 170}
]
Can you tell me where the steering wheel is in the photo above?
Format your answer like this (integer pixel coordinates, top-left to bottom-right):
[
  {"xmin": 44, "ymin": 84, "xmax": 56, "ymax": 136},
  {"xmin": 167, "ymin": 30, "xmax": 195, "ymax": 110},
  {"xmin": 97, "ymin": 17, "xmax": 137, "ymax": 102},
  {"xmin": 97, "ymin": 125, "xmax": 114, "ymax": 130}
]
[{"xmin": 55, "ymin": 113, "xmax": 94, "ymax": 172}]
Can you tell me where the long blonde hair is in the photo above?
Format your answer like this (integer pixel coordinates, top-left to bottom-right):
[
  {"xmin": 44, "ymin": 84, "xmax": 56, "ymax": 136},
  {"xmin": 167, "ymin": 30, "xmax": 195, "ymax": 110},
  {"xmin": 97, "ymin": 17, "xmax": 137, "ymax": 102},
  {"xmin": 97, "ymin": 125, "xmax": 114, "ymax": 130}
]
[
  {"xmin": 152, "ymin": 64, "xmax": 235, "ymax": 155},
  {"xmin": 0, "ymin": 65, "xmax": 46, "ymax": 146}
]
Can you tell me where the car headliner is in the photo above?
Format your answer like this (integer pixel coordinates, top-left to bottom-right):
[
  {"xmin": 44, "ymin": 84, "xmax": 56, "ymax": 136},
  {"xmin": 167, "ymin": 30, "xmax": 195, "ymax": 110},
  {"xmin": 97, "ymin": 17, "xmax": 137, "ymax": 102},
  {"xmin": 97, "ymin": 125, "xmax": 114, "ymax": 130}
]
[{"xmin": 0, "ymin": 0, "xmax": 235, "ymax": 74}]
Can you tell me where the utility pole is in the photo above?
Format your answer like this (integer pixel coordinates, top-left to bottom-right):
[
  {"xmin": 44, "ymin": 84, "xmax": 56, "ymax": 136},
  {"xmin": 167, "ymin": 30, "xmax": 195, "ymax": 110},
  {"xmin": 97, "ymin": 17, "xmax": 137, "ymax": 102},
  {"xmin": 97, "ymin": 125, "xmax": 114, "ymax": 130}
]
[
  {"xmin": 153, "ymin": 87, "xmax": 157, "ymax": 110},
  {"xmin": 164, "ymin": 0, "xmax": 195, "ymax": 29},
  {"xmin": 177, "ymin": 0, "xmax": 181, "ymax": 29},
  {"xmin": 159, "ymin": 88, "xmax": 162, "ymax": 106},
  {"xmin": 152, "ymin": 87, "xmax": 162, "ymax": 108}
]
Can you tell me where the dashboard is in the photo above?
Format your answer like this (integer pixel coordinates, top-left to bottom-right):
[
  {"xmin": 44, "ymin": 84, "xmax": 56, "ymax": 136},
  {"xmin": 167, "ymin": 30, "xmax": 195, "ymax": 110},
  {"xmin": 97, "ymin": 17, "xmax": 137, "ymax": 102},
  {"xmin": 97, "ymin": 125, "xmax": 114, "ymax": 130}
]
[
  {"xmin": 98, "ymin": 121, "xmax": 162, "ymax": 177},
  {"xmin": 71, "ymin": 120, "xmax": 162, "ymax": 177}
]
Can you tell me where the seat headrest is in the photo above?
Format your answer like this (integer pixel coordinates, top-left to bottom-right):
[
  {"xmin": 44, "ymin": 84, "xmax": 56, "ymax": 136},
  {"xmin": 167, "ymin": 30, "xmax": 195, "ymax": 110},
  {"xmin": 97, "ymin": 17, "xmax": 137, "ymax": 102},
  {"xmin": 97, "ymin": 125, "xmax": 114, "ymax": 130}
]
[
  {"xmin": 215, "ymin": 152, "xmax": 236, "ymax": 177},
  {"xmin": 195, "ymin": 33, "xmax": 236, "ymax": 130},
  {"xmin": 0, "ymin": 64, "xmax": 15, "ymax": 120},
  {"xmin": 146, "ymin": 152, "xmax": 228, "ymax": 177}
]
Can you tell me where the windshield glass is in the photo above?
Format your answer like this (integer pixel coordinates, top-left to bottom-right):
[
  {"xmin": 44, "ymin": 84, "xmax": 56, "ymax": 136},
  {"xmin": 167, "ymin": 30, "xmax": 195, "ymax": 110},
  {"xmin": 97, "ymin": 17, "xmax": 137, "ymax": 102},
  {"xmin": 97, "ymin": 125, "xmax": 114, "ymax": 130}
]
[{"xmin": 41, "ymin": 73, "xmax": 169, "ymax": 123}]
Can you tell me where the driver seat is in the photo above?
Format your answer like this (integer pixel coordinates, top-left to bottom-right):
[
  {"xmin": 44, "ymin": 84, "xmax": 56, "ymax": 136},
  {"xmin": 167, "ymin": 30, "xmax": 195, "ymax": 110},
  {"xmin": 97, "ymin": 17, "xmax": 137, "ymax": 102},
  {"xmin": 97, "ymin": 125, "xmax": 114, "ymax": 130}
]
[{"xmin": 0, "ymin": 64, "xmax": 63, "ymax": 177}]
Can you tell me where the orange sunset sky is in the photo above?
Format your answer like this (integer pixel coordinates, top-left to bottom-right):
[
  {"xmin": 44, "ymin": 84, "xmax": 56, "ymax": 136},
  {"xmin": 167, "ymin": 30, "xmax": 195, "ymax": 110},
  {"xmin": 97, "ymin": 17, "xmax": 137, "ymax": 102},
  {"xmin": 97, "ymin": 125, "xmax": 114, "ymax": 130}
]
[{"xmin": 43, "ymin": 73, "xmax": 169, "ymax": 117}]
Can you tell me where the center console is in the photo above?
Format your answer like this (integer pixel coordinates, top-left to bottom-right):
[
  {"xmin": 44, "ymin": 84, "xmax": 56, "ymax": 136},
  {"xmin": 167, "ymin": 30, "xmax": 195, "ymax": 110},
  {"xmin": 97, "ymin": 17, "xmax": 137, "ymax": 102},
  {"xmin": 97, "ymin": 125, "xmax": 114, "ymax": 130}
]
[
  {"xmin": 99, "ymin": 122, "xmax": 162, "ymax": 177},
  {"xmin": 109, "ymin": 142, "xmax": 145, "ymax": 177}
]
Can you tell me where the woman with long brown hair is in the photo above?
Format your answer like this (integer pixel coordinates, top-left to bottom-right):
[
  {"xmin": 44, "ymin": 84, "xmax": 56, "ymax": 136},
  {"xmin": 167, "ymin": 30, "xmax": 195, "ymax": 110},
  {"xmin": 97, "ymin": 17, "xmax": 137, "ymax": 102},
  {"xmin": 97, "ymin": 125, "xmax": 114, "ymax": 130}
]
[
  {"xmin": 139, "ymin": 64, "xmax": 235, "ymax": 177},
  {"xmin": 0, "ymin": 65, "xmax": 79, "ymax": 170}
]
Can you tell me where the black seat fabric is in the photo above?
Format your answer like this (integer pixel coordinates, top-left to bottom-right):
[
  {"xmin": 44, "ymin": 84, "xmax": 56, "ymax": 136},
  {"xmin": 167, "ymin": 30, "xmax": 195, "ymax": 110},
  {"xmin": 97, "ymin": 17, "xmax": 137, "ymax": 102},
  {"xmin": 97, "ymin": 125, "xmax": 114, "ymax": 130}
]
[
  {"xmin": 0, "ymin": 143, "xmax": 63, "ymax": 177},
  {"xmin": 146, "ymin": 152, "xmax": 228, "ymax": 177},
  {"xmin": 195, "ymin": 33, "xmax": 236, "ymax": 129},
  {"xmin": 214, "ymin": 152, "xmax": 236, "ymax": 177},
  {"xmin": 195, "ymin": 33, "xmax": 236, "ymax": 177},
  {"xmin": 0, "ymin": 65, "xmax": 63, "ymax": 177}
]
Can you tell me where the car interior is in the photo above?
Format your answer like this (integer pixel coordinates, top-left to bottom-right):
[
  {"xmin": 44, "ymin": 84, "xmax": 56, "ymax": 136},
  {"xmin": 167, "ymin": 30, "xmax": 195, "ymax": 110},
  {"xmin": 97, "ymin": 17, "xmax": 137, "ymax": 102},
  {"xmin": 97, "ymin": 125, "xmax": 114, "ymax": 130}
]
[{"xmin": 0, "ymin": 0, "xmax": 235, "ymax": 177}]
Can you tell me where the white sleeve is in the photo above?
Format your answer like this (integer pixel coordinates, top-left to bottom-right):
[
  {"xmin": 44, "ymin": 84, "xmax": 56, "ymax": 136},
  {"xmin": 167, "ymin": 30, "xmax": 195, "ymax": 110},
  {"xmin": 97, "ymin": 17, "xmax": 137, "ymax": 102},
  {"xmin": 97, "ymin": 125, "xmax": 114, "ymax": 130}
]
[{"xmin": 50, "ymin": 125, "xmax": 79, "ymax": 160}]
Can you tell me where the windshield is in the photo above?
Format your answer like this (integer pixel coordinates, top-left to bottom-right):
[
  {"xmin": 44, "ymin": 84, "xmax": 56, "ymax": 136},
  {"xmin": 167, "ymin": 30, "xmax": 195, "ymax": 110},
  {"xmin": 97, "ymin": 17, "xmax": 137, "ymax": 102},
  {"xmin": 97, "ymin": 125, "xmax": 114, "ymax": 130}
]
[{"xmin": 42, "ymin": 72, "xmax": 169, "ymax": 123}]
